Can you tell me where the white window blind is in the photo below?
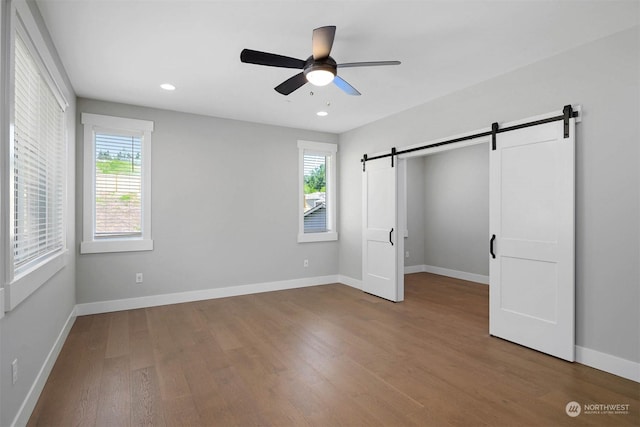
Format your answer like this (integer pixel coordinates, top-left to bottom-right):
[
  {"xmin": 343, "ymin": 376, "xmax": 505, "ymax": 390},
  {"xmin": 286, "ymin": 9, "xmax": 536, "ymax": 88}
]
[
  {"xmin": 12, "ymin": 33, "xmax": 65, "ymax": 274},
  {"xmin": 94, "ymin": 132, "xmax": 143, "ymax": 237}
]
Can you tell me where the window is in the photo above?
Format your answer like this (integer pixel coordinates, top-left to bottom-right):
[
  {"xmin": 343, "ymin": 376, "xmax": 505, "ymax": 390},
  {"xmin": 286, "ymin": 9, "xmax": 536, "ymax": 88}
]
[
  {"xmin": 11, "ymin": 28, "xmax": 67, "ymax": 279},
  {"xmin": 81, "ymin": 113, "xmax": 153, "ymax": 253},
  {"xmin": 298, "ymin": 140, "xmax": 337, "ymax": 242},
  {"xmin": 4, "ymin": 2, "xmax": 72, "ymax": 311}
]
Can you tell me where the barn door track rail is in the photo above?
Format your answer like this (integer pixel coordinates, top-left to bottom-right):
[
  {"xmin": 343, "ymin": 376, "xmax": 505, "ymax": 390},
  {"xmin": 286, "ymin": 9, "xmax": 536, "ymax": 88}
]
[{"xmin": 361, "ymin": 104, "xmax": 579, "ymax": 171}]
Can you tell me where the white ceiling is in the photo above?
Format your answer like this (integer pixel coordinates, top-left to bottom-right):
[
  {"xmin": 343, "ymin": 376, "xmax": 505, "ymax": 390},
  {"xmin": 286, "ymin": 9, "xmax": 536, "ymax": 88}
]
[{"xmin": 36, "ymin": 0, "xmax": 638, "ymax": 134}]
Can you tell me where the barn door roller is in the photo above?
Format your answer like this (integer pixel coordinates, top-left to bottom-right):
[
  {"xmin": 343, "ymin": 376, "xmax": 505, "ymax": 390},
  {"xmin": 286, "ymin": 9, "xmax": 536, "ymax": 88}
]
[{"xmin": 563, "ymin": 105, "xmax": 573, "ymax": 138}]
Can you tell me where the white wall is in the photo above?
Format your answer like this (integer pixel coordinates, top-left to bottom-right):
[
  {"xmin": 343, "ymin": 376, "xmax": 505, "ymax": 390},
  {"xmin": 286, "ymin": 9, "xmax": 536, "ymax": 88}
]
[
  {"xmin": 75, "ymin": 98, "xmax": 339, "ymax": 306},
  {"xmin": 0, "ymin": 1, "xmax": 76, "ymax": 425},
  {"xmin": 339, "ymin": 27, "xmax": 639, "ymax": 364}
]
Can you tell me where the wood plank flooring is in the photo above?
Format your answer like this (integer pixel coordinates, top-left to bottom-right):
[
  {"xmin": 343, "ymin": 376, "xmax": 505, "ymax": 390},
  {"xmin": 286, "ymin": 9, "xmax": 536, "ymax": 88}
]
[{"xmin": 29, "ymin": 273, "xmax": 639, "ymax": 426}]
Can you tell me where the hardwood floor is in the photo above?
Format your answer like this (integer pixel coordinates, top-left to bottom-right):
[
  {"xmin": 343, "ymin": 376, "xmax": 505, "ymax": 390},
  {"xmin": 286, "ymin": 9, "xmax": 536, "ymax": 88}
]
[{"xmin": 29, "ymin": 273, "xmax": 639, "ymax": 426}]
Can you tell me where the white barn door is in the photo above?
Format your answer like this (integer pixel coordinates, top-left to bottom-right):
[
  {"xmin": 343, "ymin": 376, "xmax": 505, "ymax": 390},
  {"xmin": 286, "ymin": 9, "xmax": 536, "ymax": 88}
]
[
  {"xmin": 490, "ymin": 114, "xmax": 575, "ymax": 361},
  {"xmin": 362, "ymin": 157, "xmax": 400, "ymax": 301}
]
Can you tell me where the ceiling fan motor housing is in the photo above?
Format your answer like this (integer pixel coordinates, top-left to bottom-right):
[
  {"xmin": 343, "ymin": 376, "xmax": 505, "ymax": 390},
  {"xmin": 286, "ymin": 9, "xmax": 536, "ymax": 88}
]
[{"xmin": 303, "ymin": 56, "xmax": 337, "ymax": 77}]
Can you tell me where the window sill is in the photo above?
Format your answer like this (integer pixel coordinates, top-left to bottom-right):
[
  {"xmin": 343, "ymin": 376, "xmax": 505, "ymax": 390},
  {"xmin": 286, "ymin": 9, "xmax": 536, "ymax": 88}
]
[
  {"xmin": 5, "ymin": 249, "xmax": 68, "ymax": 311},
  {"xmin": 297, "ymin": 232, "xmax": 338, "ymax": 243},
  {"xmin": 81, "ymin": 239, "xmax": 154, "ymax": 254}
]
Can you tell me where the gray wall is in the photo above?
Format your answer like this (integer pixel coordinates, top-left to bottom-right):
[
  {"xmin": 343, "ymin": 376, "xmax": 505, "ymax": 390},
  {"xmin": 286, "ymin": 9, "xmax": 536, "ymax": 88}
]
[
  {"xmin": 0, "ymin": 1, "xmax": 77, "ymax": 425},
  {"xmin": 422, "ymin": 143, "xmax": 489, "ymax": 275},
  {"xmin": 75, "ymin": 99, "xmax": 339, "ymax": 304},
  {"xmin": 339, "ymin": 27, "xmax": 639, "ymax": 363},
  {"xmin": 404, "ymin": 157, "xmax": 425, "ymax": 267}
]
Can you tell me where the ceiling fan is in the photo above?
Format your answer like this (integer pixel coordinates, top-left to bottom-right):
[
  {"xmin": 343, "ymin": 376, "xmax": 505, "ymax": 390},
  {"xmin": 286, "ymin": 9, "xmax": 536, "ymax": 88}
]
[{"xmin": 240, "ymin": 25, "xmax": 401, "ymax": 96}]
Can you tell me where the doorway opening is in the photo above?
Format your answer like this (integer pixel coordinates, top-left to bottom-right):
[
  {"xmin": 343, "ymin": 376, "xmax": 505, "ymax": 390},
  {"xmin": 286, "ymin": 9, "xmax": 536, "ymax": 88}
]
[
  {"xmin": 402, "ymin": 142, "xmax": 490, "ymax": 289},
  {"xmin": 397, "ymin": 136, "xmax": 491, "ymax": 291}
]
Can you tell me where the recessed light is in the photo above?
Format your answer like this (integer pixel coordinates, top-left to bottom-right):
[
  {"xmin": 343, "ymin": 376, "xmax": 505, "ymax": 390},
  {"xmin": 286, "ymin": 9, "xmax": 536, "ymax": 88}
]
[
  {"xmin": 317, "ymin": 111, "xmax": 328, "ymax": 117},
  {"xmin": 160, "ymin": 83, "xmax": 176, "ymax": 91}
]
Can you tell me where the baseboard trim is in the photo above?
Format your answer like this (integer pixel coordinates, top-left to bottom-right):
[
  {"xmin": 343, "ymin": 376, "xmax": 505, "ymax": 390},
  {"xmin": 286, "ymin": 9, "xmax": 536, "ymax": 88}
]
[
  {"xmin": 405, "ymin": 264, "xmax": 489, "ymax": 285},
  {"xmin": 75, "ymin": 275, "xmax": 341, "ymax": 316},
  {"xmin": 338, "ymin": 275, "xmax": 363, "ymax": 290},
  {"xmin": 404, "ymin": 265, "xmax": 424, "ymax": 274},
  {"xmin": 576, "ymin": 346, "xmax": 640, "ymax": 383},
  {"xmin": 11, "ymin": 307, "xmax": 76, "ymax": 427}
]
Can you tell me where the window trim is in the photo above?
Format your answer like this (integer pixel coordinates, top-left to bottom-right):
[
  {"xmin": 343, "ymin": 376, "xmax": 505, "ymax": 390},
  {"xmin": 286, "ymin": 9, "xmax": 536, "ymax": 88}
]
[
  {"xmin": 2, "ymin": 0, "xmax": 71, "ymax": 311},
  {"xmin": 297, "ymin": 140, "xmax": 338, "ymax": 243},
  {"xmin": 81, "ymin": 113, "xmax": 154, "ymax": 254}
]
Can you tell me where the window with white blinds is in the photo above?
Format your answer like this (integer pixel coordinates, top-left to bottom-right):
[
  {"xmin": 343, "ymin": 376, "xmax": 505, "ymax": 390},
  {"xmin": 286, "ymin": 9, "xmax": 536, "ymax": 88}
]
[
  {"xmin": 297, "ymin": 141, "xmax": 338, "ymax": 243},
  {"xmin": 12, "ymin": 33, "xmax": 66, "ymax": 275},
  {"xmin": 81, "ymin": 113, "xmax": 154, "ymax": 254}
]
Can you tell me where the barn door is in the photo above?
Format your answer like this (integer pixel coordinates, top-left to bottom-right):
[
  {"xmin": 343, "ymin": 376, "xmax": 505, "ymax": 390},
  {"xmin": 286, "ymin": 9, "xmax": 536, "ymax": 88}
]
[
  {"xmin": 489, "ymin": 113, "xmax": 575, "ymax": 361},
  {"xmin": 362, "ymin": 156, "xmax": 400, "ymax": 301}
]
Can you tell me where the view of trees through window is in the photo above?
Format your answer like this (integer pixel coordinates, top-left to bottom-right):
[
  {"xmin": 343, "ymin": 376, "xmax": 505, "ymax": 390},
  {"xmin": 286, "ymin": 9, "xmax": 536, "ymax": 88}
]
[
  {"xmin": 304, "ymin": 163, "xmax": 325, "ymax": 193},
  {"xmin": 94, "ymin": 133, "xmax": 142, "ymax": 236},
  {"xmin": 303, "ymin": 154, "xmax": 327, "ymax": 232}
]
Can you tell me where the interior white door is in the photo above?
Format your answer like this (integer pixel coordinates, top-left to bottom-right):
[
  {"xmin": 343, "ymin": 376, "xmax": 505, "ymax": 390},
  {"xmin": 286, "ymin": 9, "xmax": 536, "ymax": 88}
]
[
  {"xmin": 490, "ymin": 115, "xmax": 575, "ymax": 361},
  {"xmin": 362, "ymin": 157, "xmax": 399, "ymax": 301}
]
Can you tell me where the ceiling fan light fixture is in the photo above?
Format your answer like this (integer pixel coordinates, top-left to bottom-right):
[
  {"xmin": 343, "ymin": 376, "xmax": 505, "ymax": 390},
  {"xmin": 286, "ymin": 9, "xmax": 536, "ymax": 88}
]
[
  {"xmin": 305, "ymin": 67, "xmax": 335, "ymax": 86},
  {"xmin": 240, "ymin": 25, "xmax": 400, "ymax": 96}
]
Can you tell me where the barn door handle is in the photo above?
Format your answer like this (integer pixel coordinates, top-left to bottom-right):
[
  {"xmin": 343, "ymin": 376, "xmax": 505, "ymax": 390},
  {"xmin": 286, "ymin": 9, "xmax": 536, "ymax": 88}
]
[
  {"xmin": 490, "ymin": 234, "xmax": 496, "ymax": 259},
  {"xmin": 389, "ymin": 228, "xmax": 394, "ymax": 246}
]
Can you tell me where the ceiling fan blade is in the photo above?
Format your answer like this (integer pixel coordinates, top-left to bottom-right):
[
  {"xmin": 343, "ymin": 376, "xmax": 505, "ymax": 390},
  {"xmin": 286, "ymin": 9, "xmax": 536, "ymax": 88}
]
[
  {"xmin": 274, "ymin": 72, "xmax": 308, "ymax": 95},
  {"xmin": 312, "ymin": 25, "xmax": 336, "ymax": 60},
  {"xmin": 241, "ymin": 49, "xmax": 305, "ymax": 69},
  {"xmin": 333, "ymin": 75, "xmax": 361, "ymax": 96},
  {"xmin": 337, "ymin": 60, "xmax": 401, "ymax": 68}
]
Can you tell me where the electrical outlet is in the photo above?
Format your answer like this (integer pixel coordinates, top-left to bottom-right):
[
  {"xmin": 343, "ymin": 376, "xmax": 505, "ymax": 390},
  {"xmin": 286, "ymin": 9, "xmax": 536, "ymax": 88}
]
[
  {"xmin": 12, "ymin": 359, "xmax": 18, "ymax": 384},
  {"xmin": 405, "ymin": 251, "xmax": 410, "ymax": 258},
  {"xmin": 303, "ymin": 259, "xmax": 309, "ymax": 268},
  {"xmin": 135, "ymin": 273, "xmax": 143, "ymax": 284}
]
